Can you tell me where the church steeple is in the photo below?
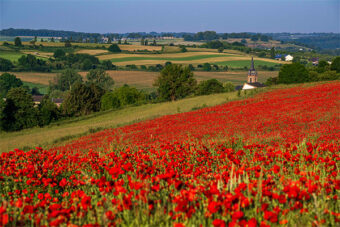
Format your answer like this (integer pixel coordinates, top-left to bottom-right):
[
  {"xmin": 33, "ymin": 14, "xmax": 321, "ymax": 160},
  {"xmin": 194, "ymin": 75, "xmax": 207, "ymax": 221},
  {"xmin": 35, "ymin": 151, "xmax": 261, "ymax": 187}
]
[
  {"xmin": 250, "ymin": 57, "xmax": 255, "ymax": 70},
  {"xmin": 247, "ymin": 57, "xmax": 258, "ymax": 83}
]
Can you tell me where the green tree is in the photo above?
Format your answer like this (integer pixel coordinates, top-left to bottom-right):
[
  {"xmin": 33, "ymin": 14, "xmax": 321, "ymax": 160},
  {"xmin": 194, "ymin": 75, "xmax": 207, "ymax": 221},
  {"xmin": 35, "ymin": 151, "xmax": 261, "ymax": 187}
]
[
  {"xmin": 62, "ymin": 82, "xmax": 105, "ymax": 116},
  {"xmin": 108, "ymin": 37, "xmax": 112, "ymax": 44},
  {"xmin": 53, "ymin": 49, "xmax": 66, "ymax": 59},
  {"xmin": 180, "ymin": 45, "xmax": 187, "ymax": 52},
  {"xmin": 100, "ymin": 92, "xmax": 121, "ymax": 111},
  {"xmin": 317, "ymin": 60, "xmax": 329, "ymax": 73},
  {"xmin": 218, "ymin": 47, "xmax": 224, "ymax": 53},
  {"xmin": 64, "ymin": 40, "xmax": 72, "ymax": 47},
  {"xmin": 49, "ymin": 69, "xmax": 83, "ymax": 92},
  {"xmin": 203, "ymin": 63, "xmax": 212, "ymax": 71},
  {"xmin": 144, "ymin": 40, "xmax": 149, "ymax": 46},
  {"xmin": 141, "ymin": 38, "xmax": 145, "ymax": 46},
  {"xmin": 223, "ymin": 82, "xmax": 235, "ymax": 92},
  {"xmin": 196, "ymin": 79, "xmax": 224, "ymax": 95},
  {"xmin": 270, "ymin": 47, "xmax": 275, "ymax": 59},
  {"xmin": 118, "ymin": 39, "xmax": 122, "ymax": 44},
  {"xmin": 86, "ymin": 69, "xmax": 114, "ymax": 90},
  {"xmin": 330, "ymin": 57, "xmax": 340, "ymax": 73},
  {"xmin": 108, "ymin": 44, "xmax": 121, "ymax": 53},
  {"xmin": 154, "ymin": 64, "xmax": 197, "ymax": 101},
  {"xmin": 0, "ymin": 58, "xmax": 14, "ymax": 71},
  {"xmin": 38, "ymin": 95, "xmax": 60, "ymax": 126},
  {"xmin": 0, "ymin": 87, "xmax": 38, "ymax": 131},
  {"xmin": 14, "ymin": 37, "xmax": 22, "ymax": 46},
  {"xmin": 153, "ymin": 40, "xmax": 157, "ymax": 46},
  {"xmin": 0, "ymin": 73, "xmax": 23, "ymax": 98},
  {"xmin": 101, "ymin": 60, "xmax": 115, "ymax": 70},
  {"xmin": 318, "ymin": 71, "xmax": 339, "ymax": 81},
  {"xmin": 278, "ymin": 63, "xmax": 310, "ymax": 84},
  {"xmin": 114, "ymin": 85, "xmax": 146, "ymax": 106}
]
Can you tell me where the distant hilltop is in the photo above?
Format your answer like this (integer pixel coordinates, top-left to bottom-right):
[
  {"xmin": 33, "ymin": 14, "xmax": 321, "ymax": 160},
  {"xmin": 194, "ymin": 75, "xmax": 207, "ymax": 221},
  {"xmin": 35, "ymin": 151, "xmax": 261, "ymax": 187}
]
[{"xmin": 1, "ymin": 28, "xmax": 339, "ymax": 50}]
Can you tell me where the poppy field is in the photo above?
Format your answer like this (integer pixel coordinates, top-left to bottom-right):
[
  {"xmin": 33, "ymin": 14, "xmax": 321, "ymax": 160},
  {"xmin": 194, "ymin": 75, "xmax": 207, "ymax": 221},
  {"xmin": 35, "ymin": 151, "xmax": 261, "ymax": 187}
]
[{"xmin": 0, "ymin": 82, "xmax": 339, "ymax": 226}]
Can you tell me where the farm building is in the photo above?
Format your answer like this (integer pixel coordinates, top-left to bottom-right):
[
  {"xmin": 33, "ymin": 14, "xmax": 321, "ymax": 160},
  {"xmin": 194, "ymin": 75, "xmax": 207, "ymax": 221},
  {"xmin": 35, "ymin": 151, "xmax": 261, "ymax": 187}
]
[
  {"xmin": 242, "ymin": 57, "xmax": 266, "ymax": 90},
  {"xmin": 285, "ymin": 54, "xmax": 294, "ymax": 61}
]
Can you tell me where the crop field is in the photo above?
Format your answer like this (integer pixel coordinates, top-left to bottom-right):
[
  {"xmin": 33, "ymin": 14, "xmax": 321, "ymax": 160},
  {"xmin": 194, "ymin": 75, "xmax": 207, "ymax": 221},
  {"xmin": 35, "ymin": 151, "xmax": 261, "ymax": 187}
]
[
  {"xmin": 0, "ymin": 82, "xmax": 338, "ymax": 226},
  {"xmin": 13, "ymin": 70, "xmax": 277, "ymax": 92}
]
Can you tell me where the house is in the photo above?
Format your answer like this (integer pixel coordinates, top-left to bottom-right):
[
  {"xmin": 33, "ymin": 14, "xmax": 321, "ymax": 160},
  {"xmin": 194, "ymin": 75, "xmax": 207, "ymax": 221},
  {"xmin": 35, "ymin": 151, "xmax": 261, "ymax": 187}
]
[
  {"xmin": 285, "ymin": 54, "xmax": 294, "ymax": 61},
  {"xmin": 275, "ymin": 54, "xmax": 282, "ymax": 60},
  {"xmin": 32, "ymin": 95, "xmax": 63, "ymax": 107},
  {"xmin": 241, "ymin": 57, "xmax": 266, "ymax": 90},
  {"xmin": 310, "ymin": 57, "xmax": 319, "ymax": 66}
]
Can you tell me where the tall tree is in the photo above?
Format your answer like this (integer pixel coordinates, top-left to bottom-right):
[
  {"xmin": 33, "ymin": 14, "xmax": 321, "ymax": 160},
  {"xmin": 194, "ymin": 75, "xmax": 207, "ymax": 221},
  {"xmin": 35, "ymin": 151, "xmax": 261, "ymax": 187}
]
[
  {"xmin": 154, "ymin": 64, "xmax": 197, "ymax": 101},
  {"xmin": 14, "ymin": 37, "xmax": 22, "ymax": 46},
  {"xmin": 330, "ymin": 56, "xmax": 340, "ymax": 73},
  {"xmin": 0, "ymin": 87, "xmax": 38, "ymax": 131},
  {"xmin": 0, "ymin": 73, "xmax": 23, "ymax": 98},
  {"xmin": 278, "ymin": 63, "xmax": 309, "ymax": 84},
  {"xmin": 49, "ymin": 69, "xmax": 83, "ymax": 91},
  {"xmin": 62, "ymin": 82, "xmax": 105, "ymax": 116},
  {"xmin": 108, "ymin": 44, "xmax": 121, "ymax": 53},
  {"xmin": 270, "ymin": 47, "xmax": 275, "ymax": 59},
  {"xmin": 86, "ymin": 69, "xmax": 114, "ymax": 90}
]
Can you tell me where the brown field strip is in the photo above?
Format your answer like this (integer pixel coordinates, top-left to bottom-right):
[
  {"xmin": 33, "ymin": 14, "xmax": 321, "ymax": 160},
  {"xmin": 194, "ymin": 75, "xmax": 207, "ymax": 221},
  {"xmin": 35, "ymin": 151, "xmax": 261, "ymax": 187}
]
[{"xmin": 75, "ymin": 49, "xmax": 109, "ymax": 55}]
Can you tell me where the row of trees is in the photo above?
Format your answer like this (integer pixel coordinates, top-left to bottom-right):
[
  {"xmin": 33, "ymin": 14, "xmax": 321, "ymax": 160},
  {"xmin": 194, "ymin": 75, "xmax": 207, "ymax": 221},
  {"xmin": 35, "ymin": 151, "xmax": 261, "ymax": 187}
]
[{"xmin": 183, "ymin": 31, "xmax": 271, "ymax": 42}]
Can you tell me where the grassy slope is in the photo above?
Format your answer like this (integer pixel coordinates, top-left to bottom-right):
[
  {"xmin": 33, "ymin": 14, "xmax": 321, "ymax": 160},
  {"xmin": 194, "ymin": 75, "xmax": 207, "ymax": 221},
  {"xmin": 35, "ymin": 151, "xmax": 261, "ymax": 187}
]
[{"xmin": 0, "ymin": 90, "xmax": 255, "ymax": 153}]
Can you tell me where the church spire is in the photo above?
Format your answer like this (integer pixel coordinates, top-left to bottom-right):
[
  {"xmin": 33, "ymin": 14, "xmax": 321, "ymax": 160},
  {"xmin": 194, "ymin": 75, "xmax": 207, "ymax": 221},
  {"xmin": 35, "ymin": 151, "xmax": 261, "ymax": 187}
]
[{"xmin": 250, "ymin": 56, "xmax": 255, "ymax": 70}]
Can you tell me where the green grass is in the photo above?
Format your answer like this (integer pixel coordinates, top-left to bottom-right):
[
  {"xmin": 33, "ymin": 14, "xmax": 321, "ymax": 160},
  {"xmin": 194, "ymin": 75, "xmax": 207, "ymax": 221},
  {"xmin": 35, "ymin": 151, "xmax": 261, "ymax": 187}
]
[
  {"xmin": 215, "ymin": 60, "xmax": 280, "ymax": 68},
  {"xmin": 23, "ymin": 82, "xmax": 49, "ymax": 94},
  {"xmin": 110, "ymin": 54, "xmax": 232, "ymax": 63},
  {"xmin": 0, "ymin": 90, "xmax": 258, "ymax": 153},
  {"xmin": 0, "ymin": 51, "xmax": 24, "ymax": 61}
]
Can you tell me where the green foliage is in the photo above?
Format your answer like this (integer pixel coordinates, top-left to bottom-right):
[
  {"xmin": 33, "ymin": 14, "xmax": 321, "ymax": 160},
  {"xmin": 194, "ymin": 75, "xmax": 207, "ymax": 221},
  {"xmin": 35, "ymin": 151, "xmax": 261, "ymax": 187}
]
[
  {"xmin": 18, "ymin": 54, "xmax": 49, "ymax": 72},
  {"xmin": 14, "ymin": 37, "xmax": 22, "ymax": 46},
  {"xmin": 49, "ymin": 69, "xmax": 83, "ymax": 92},
  {"xmin": 218, "ymin": 47, "xmax": 224, "ymax": 53},
  {"xmin": 223, "ymin": 82, "xmax": 235, "ymax": 92},
  {"xmin": 317, "ymin": 70, "xmax": 339, "ymax": 81},
  {"xmin": 101, "ymin": 85, "xmax": 146, "ymax": 111},
  {"xmin": 317, "ymin": 60, "xmax": 329, "ymax": 73},
  {"xmin": 86, "ymin": 69, "xmax": 114, "ymax": 91},
  {"xmin": 100, "ymin": 92, "xmax": 121, "ymax": 111},
  {"xmin": 0, "ymin": 57, "xmax": 14, "ymax": 71},
  {"xmin": 0, "ymin": 87, "xmax": 38, "ymax": 131},
  {"xmin": 308, "ymin": 71, "xmax": 319, "ymax": 82},
  {"xmin": 203, "ymin": 63, "xmax": 212, "ymax": 71},
  {"xmin": 108, "ymin": 44, "xmax": 121, "ymax": 53},
  {"xmin": 180, "ymin": 45, "xmax": 187, "ymax": 53},
  {"xmin": 265, "ymin": 77, "xmax": 278, "ymax": 86},
  {"xmin": 62, "ymin": 82, "xmax": 105, "ymax": 116},
  {"xmin": 196, "ymin": 79, "xmax": 224, "ymax": 95},
  {"xmin": 38, "ymin": 95, "xmax": 61, "ymax": 126},
  {"xmin": 278, "ymin": 63, "xmax": 309, "ymax": 84},
  {"xmin": 330, "ymin": 56, "xmax": 340, "ymax": 73},
  {"xmin": 101, "ymin": 60, "xmax": 116, "ymax": 70},
  {"xmin": 154, "ymin": 64, "xmax": 197, "ymax": 101},
  {"xmin": 0, "ymin": 73, "xmax": 23, "ymax": 98},
  {"xmin": 53, "ymin": 49, "xmax": 66, "ymax": 59},
  {"xmin": 64, "ymin": 40, "xmax": 72, "ymax": 48},
  {"xmin": 270, "ymin": 47, "xmax": 275, "ymax": 59}
]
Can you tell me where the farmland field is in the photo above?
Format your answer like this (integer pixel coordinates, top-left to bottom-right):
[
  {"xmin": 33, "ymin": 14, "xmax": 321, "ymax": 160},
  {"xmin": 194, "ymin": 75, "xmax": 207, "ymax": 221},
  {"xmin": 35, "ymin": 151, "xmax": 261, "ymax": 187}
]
[
  {"xmin": 0, "ymin": 51, "xmax": 24, "ymax": 61},
  {"xmin": 12, "ymin": 70, "xmax": 278, "ymax": 91},
  {"xmin": 0, "ymin": 81, "xmax": 338, "ymax": 226}
]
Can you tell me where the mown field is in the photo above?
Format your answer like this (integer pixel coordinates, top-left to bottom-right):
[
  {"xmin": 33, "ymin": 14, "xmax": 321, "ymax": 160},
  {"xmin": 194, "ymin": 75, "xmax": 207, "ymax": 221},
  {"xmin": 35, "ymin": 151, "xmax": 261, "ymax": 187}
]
[
  {"xmin": 12, "ymin": 70, "xmax": 278, "ymax": 92},
  {"xmin": 0, "ymin": 81, "xmax": 338, "ymax": 226}
]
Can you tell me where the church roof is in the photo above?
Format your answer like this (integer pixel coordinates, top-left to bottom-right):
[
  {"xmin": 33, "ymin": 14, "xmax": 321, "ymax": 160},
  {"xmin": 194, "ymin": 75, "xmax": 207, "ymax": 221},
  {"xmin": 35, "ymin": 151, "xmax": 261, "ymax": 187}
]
[
  {"xmin": 250, "ymin": 57, "xmax": 255, "ymax": 70},
  {"xmin": 246, "ymin": 82, "xmax": 266, "ymax": 88}
]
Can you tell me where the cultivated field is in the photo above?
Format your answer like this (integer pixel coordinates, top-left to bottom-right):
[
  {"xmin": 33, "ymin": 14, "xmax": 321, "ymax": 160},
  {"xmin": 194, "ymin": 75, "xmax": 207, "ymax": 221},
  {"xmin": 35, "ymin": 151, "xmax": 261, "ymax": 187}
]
[{"xmin": 13, "ymin": 70, "xmax": 278, "ymax": 92}]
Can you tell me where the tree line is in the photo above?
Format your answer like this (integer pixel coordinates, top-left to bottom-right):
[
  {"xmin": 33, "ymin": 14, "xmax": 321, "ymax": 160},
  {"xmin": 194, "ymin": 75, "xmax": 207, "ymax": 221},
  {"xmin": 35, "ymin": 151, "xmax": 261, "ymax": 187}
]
[{"xmin": 0, "ymin": 64, "xmax": 236, "ymax": 132}]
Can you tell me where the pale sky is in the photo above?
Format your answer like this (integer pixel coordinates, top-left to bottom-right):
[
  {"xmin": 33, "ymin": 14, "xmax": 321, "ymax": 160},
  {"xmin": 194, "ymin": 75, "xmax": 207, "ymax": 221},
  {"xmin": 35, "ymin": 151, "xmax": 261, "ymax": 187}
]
[{"xmin": 0, "ymin": 0, "xmax": 339, "ymax": 33}]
